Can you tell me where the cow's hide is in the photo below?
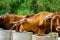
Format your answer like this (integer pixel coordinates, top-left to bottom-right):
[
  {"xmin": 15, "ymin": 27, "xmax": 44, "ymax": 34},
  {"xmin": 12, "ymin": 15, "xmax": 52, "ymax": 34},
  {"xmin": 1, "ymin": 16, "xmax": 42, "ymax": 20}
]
[
  {"xmin": 17, "ymin": 12, "xmax": 53, "ymax": 34},
  {"xmin": 0, "ymin": 14, "xmax": 24, "ymax": 30},
  {"xmin": 26, "ymin": 14, "xmax": 35, "ymax": 18}
]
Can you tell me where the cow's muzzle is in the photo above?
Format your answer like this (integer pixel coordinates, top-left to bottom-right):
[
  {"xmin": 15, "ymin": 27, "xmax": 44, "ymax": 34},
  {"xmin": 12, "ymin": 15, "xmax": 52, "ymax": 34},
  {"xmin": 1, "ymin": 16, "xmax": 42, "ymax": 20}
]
[{"xmin": 56, "ymin": 27, "xmax": 60, "ymax": 31}]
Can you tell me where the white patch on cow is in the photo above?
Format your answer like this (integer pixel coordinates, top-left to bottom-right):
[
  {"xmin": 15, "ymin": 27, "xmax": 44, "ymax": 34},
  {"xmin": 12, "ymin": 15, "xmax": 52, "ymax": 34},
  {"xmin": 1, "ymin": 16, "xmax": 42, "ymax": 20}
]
[{"xmin": 45, "ymin": 13, "xmax": 53, "ymax": 19}]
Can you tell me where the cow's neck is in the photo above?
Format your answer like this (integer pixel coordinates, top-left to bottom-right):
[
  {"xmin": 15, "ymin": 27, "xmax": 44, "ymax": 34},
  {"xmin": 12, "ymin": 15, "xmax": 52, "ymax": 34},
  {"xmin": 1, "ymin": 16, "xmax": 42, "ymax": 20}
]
[{"xmin": 26, "ymin": 13, "xmax": 46, "ymax": 25}]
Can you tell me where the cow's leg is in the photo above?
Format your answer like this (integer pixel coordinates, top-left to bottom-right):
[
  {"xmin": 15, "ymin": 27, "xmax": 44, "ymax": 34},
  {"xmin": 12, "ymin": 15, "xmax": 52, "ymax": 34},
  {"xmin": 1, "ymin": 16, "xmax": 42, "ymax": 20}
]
[{"xmin": 19, "ymin": 24, "xmax": 25, "ymax": 32}]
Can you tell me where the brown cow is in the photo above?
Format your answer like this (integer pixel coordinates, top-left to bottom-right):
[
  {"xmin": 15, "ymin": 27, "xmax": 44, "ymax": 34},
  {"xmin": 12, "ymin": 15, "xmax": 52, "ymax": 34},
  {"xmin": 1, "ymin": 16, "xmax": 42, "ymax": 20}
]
[
  {"xmin": 0, "ymin": 14, "xmax": 24, "ymax": 30},
  {"xmin": 51, "ymin": 12, "xmax": 60, "ymax": 36},
  {"xmin": 45, "ymin": 12, "xmax": 60, "ymax": 36},
  {"xmin": 13, "ymin": 12, "xmax": 53, "ymax": 34}
]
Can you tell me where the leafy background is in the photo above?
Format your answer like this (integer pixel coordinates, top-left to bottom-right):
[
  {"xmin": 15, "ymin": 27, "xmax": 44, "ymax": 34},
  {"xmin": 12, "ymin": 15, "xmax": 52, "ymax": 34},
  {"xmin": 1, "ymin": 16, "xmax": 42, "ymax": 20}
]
[{"xmin": 0, "ymin": 0, "xmax": 60, "ymax": 15}]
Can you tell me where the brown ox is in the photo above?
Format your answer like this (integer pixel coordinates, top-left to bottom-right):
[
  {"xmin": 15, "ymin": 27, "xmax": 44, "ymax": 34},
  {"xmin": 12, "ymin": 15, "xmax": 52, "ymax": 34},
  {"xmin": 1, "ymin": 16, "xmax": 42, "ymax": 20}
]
[
  {"xmin": 45, "ymin": 12, "xmax": 60, "ymax": 36},
  {"xmin": 13, "ymin": 12, "xmax": 53, "ymax": 34},
  {"xmin": 0, "ymin": 14, "xmax": 24, "ymax": 30},
  {"xmin": 51, "ymin": 12, "xmax": 60, "ymax": 36}
]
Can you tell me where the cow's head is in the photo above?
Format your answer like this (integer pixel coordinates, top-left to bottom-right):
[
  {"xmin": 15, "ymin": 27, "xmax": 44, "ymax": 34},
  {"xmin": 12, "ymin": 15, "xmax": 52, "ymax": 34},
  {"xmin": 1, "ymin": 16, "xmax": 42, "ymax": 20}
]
[
  {"xmin": 51, "ymin": 15, "xmax": 60, "ymax": 31},
  {"xmin": 45, "ymin": 12, "xmax": 60, "ymax": 34},
  {"xmin": 38, "ymin": 12, "xmax": 53, "ymax": 34}
]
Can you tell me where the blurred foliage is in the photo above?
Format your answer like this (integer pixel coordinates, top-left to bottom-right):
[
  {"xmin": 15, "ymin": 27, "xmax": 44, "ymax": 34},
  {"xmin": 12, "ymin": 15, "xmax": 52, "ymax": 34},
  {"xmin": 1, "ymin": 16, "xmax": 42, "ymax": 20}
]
[{"xmin": 0, "ymin": 0, "xmax": 60, "ymax": 15}]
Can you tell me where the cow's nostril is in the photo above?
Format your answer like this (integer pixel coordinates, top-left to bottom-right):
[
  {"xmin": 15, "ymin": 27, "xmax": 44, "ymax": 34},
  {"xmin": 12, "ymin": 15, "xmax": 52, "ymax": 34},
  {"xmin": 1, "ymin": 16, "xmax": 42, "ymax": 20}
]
[{"xmin": 56, "ymin": 27, "xmax": 60, "ymax": 31}]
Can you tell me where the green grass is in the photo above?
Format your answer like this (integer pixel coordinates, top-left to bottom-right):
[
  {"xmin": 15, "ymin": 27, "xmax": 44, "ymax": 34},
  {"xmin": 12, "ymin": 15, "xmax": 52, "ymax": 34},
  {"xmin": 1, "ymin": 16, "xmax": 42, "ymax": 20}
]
[{"xmin": 0, "ymin": 0, "xmax": 60, "ymax": 15}]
